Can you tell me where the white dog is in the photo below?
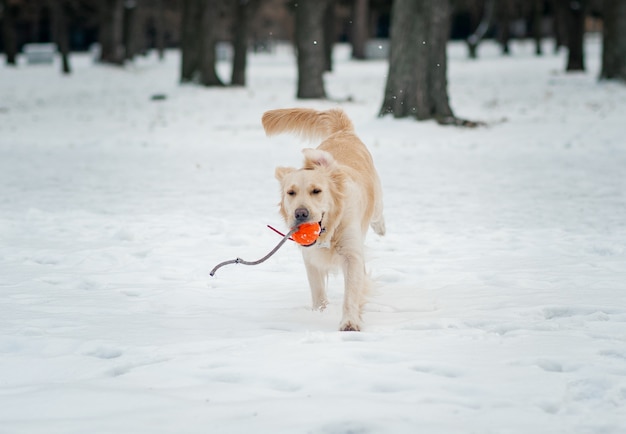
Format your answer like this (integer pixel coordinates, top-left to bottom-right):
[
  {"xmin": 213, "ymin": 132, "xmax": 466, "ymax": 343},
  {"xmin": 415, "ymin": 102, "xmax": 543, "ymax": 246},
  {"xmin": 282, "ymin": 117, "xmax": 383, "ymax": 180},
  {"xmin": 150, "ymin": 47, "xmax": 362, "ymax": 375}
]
[{"xmin": 262, "ymin": 108, "xmax": 385, "ymax": 331}]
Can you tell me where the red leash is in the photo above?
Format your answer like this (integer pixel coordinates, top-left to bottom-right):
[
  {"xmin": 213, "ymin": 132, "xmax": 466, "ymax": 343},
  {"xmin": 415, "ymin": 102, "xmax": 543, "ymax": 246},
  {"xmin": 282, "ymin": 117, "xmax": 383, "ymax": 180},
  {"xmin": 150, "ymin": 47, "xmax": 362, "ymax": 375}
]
[{"xmin": 266, "ymin": 224, "xmax": 294, "ymax": 241}]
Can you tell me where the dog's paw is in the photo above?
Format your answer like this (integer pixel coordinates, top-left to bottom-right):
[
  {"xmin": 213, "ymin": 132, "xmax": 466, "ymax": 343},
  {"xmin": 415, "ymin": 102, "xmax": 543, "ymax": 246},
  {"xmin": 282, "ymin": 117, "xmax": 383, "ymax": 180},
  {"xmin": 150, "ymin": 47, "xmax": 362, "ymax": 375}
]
[
  {"xmin": 313, "ymin": 299, "xmax": 328, "ymax": 312},
  {"xmin": 339, "ymin": 321, "xmax": 361, "ymax": 332},
  {"xmin": 371, "ymin": 217, "xmax": 386, "ymax": 236}
]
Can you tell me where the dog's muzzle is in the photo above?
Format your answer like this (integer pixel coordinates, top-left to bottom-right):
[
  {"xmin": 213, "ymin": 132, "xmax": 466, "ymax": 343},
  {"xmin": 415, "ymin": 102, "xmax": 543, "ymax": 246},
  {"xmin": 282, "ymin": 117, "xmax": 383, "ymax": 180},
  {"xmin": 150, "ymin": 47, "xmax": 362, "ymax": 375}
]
[{"xmin": 301, "ymin": 213, "xmax": 326, "ymax": 248}]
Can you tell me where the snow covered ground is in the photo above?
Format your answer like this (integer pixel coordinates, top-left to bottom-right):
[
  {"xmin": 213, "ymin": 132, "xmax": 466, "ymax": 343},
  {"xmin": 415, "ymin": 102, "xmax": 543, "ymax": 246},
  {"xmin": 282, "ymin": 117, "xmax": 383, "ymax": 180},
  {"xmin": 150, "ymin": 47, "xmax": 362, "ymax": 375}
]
[{"xmin": 1, "ymin": 37, "xmax": 625, "ymax": 433}]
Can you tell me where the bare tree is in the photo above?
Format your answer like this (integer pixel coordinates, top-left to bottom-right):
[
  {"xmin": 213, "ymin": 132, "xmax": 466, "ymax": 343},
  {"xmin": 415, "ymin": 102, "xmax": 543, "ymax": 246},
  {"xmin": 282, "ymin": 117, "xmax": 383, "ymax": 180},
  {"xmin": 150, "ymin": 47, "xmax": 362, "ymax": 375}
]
[
  {"xmin": 496, "ymin": 0, "xmax": 512, "ymax": 55},
  {"xmin": 322, "ymin": 0, "xmax": 334, "ymax": 72},
  {"xmin": 231, "ymin": 0, "xmax": 259, "ymax": 86},
  {"xmin": 199, "ymin": 0, "xmax": 223, "ymax": 86},
  {"xmin": 295, "ymin": 0, "xmax": 329, "ymax": 99},
  {"xmin": 180, "ymin": 0, "xmax": 223, "ymax": 86},
  {"xmin": 180, "ymin": 0, "xmax": 200, "ymax": 81},
  {"xmin": 50, "ymin": 0, "xmax": 71, "ymax": 74},
  {"xmin": 563, "ymin": 0, "xmax": 586, "ymax": 71},
  {"xmin": 466, "ymin": 0, "xmax": 546, "ymax": 58},
  {"xmin": 466, "ymin": 0, "xmax": 495, "ymax": 59},
  {"xmin": 123, "ymin": 0, "xmax": 146, "ymax": 61},
  {"xmin": 99, "ymin": 0, "xmax": 125, "ymax": 65},
  {"xmin": 1, "ymin": 0, "xmax": 18, "ymax": 66},
  {"xmin": 531, "ymin": 0, "xmax": 544, "ymax": 55},
  {"xmin": 600, "ymin": 0, "xmax": 626, "ymax": 82},
  {"xmin": 350, "ymin": 0, "xmax": 368, "ymax": 60},
  {"xmin": 553, "ymin": 0, "xmax": 568, "ymax": 52},
  {"xmin": 154, "ymin": 0, "xmax": 165, "ymax": 60},
  {"xmin": 380, "ymin": 0, "xmax": 473, "ymax": 125}
]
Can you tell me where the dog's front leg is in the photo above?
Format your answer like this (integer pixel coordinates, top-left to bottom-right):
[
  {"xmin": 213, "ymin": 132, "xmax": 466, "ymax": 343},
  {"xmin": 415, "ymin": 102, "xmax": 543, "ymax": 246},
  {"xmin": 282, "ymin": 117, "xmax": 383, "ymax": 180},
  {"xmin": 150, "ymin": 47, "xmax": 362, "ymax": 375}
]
[
  {"xmin": 339, "ymin": 252, "xmax": 366, "ymax": 331},
  {"xmin": 303, "ymin": 259, "xmax": 328, "ymax": 311}
]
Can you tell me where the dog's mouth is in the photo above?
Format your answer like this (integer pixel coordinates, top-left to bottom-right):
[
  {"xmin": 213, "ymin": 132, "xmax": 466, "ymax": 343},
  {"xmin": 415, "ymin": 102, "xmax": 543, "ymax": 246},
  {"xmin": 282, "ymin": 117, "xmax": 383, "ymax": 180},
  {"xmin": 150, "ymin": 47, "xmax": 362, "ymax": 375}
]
[{"xmin": 300, "ymin": 213, "xmax": 326, "ymax": 248}]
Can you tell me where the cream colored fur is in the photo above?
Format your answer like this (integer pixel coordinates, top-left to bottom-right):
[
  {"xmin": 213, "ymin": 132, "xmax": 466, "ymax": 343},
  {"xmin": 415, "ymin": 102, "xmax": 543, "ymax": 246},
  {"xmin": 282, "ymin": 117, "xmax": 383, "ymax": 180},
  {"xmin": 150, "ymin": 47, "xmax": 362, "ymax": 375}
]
[{"xmin": 262, "ymin": 108, "xmax": 385, "ymax": 331}]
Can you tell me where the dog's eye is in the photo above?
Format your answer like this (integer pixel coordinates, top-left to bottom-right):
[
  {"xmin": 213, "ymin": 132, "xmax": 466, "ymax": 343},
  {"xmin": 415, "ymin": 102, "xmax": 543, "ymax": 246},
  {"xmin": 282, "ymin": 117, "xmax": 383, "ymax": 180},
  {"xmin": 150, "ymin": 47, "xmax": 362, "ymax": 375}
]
[
  {"xmin": 311, "ymin": 188, "xmax": 322, "ymax": 195},
  {"xmin": 287, "ymin": 190, "xmax": 296, "ymax": 196}
]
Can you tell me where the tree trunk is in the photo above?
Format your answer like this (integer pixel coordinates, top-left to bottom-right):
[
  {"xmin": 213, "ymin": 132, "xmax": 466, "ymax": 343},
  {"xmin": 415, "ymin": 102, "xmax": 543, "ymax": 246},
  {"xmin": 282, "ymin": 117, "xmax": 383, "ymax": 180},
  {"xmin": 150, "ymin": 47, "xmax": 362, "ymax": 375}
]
[
  {"xmin": 564, "ymin": 0, "xmax": 586, "ymax": 71},
  {"xmin": 380, "ymin": 0, "xmax": 454, "ymax": 122},
  {"xmin": 99, "ymin": 0, "xmax": 125, "ymax": 65},
  {"xmin": 428, "ymin": 0, "xmax": 454, "ymax": 121},
  {"xmin": 351, "ymin": 0, "xmax": 368, "ymax": 60},
  {"xmin": 496, "ymin": 0, "xmax": 512, "ymax": 55},
  {"xmin": 180, "ymin": 0, "xmax": 200, "ymax": 82},
  {"xmin": 532, "ymin": 0, "xmax": 543, "ymax": 55},
  {"xmin": 199, "ymin": 0, "xmax": 223, "ymax": 86},
  {"xmin": 600, "ymin": 0, "xmax": 626, "ymax": 82},
  {"xmin": 553, "ymin": 0, "xmax": 568, "ymax": 52},
  {"xmin": 466, "ymin": 0, "xmax": 495, "ymax": 59},
  {"xmin": 1, "ymin": 1, "xmax": 18, "ymax": 66},
  {"xmin": 323, "ymin": 1, "xmax": 335, "ymax": 72},
  {"xmin": 123, "ymin": 1, "xmax": 136, "ymax": 61},
  {"xmin": 124, "ymin": 0, "xmax": 147, "ymax": 60},
  {"xmin": 295, "ymin": 0, "xmax": 329, "ymax": 99},
  {"xmin": 155, "ymin": 0, "xmax": 165, "ymax": 60},
  {"xmin": 50, "ymin": 0, "xmax": 72, "ymax": 74},
  {"xmin": 231, "ymin": 0, "xmax": 259, "ymax": 86}
]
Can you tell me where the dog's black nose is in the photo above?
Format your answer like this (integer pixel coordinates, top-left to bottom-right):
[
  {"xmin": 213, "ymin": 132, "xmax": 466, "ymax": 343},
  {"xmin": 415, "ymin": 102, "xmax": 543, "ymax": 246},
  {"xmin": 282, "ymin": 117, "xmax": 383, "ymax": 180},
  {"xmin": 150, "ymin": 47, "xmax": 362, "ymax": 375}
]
[{"xmin": 294, "ymin": 207, "xmax": 309, "ymax": 222}]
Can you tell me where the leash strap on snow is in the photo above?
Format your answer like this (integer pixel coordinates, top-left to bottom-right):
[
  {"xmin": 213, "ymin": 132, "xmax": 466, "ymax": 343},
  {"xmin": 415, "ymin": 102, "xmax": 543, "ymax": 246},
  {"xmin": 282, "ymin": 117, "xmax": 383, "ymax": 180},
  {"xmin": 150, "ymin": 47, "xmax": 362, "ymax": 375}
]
[{"xmin": 209, "ymin": 227, "xmax": 298, "ymax": 277}]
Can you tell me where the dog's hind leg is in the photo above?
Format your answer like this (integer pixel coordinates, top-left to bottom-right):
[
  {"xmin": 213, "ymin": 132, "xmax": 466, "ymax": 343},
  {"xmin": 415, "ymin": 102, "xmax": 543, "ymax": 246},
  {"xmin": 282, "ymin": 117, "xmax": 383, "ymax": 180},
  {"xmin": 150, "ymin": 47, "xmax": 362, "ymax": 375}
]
[
  {"xmin": 370, "ymin": 191, "xmax": 385, "ymax": 236},
  {"xmin": 370, "ymin": 215, "xmax": 385, "ymax": 236},
  {"xmin": 304, "ymin": 260, "xmax": 328, "ymax": 311}
]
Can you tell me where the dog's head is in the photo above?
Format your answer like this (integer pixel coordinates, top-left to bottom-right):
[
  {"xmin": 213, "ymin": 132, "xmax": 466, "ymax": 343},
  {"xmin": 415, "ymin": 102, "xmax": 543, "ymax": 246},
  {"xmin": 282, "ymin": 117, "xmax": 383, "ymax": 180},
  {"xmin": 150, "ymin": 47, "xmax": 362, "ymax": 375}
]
[{"xmin": 275, "ymin": 149, "xmax": 345, "ymax": 232}]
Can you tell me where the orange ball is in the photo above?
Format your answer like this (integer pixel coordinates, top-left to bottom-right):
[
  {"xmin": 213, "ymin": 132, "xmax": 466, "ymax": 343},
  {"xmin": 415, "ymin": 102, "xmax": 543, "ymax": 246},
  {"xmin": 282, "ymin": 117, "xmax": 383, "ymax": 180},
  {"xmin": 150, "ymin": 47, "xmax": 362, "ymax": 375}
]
[{"xmin": 292, "ymin": 222, "xmax": 321, "ymax": 246}]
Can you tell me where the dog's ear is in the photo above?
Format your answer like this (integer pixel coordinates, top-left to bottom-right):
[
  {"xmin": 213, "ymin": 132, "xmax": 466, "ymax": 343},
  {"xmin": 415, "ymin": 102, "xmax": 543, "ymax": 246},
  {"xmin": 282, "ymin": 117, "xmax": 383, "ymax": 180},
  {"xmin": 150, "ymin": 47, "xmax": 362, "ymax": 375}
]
[
  {"xmin": 275, "ymin": 166, "xmax": 295, "ymax": 182},
  {"xmin": 302, "ymin": 148, "xmax": 335, "ymax": 169}
]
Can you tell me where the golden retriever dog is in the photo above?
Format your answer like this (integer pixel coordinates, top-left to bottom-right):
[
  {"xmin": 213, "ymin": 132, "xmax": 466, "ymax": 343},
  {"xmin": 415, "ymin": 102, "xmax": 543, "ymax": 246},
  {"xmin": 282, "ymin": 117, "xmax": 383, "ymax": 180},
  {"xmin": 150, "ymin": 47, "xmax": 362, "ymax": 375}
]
[{"xmin": 262, "ymin": 108, "xmax": 385, "ymax": 331}]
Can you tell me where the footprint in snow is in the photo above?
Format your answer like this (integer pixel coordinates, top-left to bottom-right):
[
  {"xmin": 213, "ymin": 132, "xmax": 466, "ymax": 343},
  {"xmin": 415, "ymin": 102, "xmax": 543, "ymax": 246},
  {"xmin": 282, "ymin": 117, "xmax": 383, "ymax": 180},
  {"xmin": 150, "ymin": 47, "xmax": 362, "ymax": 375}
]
[
  {"xmin": 105, "ymin": 356, "xmax": 170, "ymax": 377},
  {"xmin": 533, "ymin": 358, "xmax": 579, "ymax": 373},
  {"xmin": 411, "ymin": 363, "xmax": 464, "ymax": 378},
  {"xmin": 598, "ymin": 349, "xmax": 626, "ymax": 360},
  {"xmin": 542, "ymin": 306, "xmax": 618, "ymax": 320},
  {"xmin": 206, "ymin": 370, "xmax": 302, "ymax": 393},
  {"xmin": 84, "ymin": 346, "xmax": 123, "ymax": 359},
  {"xmin": 536, "ymin": 400, "xmax": 561, "ymax": 414}
]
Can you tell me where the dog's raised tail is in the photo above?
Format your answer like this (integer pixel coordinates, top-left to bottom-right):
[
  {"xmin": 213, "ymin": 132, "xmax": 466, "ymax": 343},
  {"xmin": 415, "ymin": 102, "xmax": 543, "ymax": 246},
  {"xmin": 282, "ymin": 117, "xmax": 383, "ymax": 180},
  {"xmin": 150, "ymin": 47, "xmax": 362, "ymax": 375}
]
[{"xmin": 262, "ymin": 108, "xmax": 354, "ymax": 140}]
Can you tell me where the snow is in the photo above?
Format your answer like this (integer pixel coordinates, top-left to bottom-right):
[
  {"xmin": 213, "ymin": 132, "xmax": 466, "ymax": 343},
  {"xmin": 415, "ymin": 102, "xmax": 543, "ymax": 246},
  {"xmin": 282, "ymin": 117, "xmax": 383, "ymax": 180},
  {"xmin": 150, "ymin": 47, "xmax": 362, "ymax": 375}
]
[{"xmin": 1, "ymin": 37, "xmax": 625, "ymax": 433}]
